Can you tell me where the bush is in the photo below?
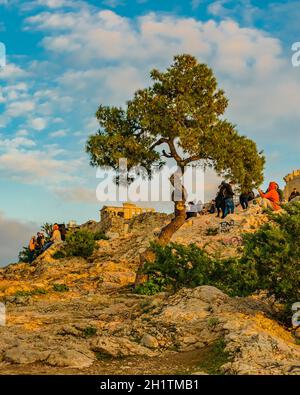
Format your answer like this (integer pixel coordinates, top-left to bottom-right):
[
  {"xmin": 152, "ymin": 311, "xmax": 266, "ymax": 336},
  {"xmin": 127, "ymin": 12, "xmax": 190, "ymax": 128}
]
[
  {"xmin": 241, "ymin": 202, "xmax": 300, "ymax": 312},
  {"xmin": 93, "ymin": 231, "xmax": 109, "ymax": 241},
  {"xmin": 83, "ymin": 326, "xmax": 97, "ymax": 338},
  {"xmin": 138, "ymin": 203, "xmax": 300, "ymax": 317},
  {"xmin": 18, "ymin": 247, "xmax": 31, "ymax": 263},
  {"xmin": 14, "ymin": 288, "xmax": 48, "ymax": 297},
  {"xmin": 138, "ymin": 242, "xmax": 257, "ymax": 296},
  {"xmin": 205, "ymin": 227, "xmax": 219, "ymax": 236},
  {"xmin": 53, "ymin": 283, "xmax": 69, "ymax": 292},
  {"xmin": 65, "ymin": 229, "xmax": 96, "ymax": 258},
  {"xmin": 52, "ymin": 250, "xmax": 66, "ymax": 260},
  {"xmin": 135, "ymin": 275, "xmax": 167, "ymax": 295}
]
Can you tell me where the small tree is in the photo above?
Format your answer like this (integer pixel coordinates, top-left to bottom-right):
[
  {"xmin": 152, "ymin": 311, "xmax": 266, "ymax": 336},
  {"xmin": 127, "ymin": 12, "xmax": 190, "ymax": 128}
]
[
  {"xmin": 87, "ymin": 54, "xmax": 264, "ymax": 247},
  {"xmin": 65, "ymin": 229, "xmax": 96, "ymax": 258}
]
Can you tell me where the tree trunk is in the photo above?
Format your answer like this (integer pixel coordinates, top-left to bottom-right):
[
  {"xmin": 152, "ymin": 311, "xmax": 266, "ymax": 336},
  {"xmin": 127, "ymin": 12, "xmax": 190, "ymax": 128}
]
[
  {"xmin": 157, "ymin": 201, "xmax": 186, "ymax": 245},
  {"xmin": 135, "ymin": 170, "xmax": 187, "ymax": 285}
]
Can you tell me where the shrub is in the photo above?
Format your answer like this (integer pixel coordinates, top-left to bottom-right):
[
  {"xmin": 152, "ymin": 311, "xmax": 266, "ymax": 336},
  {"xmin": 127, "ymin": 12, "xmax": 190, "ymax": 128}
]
[
  {"xmin": 93, "ymin": 231, "xmax": 109, "ymax": 241},
  {"xmin": 14, "ymin": 288, "xmax": 48, "ymax": 297},
  {"xmin": 138, "ymin": 203, "xmax": 300, "ymax": 317},
  {"xmin": 53, "ymin": 283, "xmax": 69, "ymax": 292},
  {"xmin": 205, "ymin": 227, "xmax": 219, "ymax": 236},
  {"xmin": 138, "ymin": 242, "xmax": 257, "ymax": 296},
  {"xmin": 65, "ymin": 229, "xmax": 96, "ymax": 258},
  {"xmin": 52, "ymin": 250, "xmax": 66, "ymax": 260},
  {"xmin": 18, "ymin": 247, "xmax": 31, "ymax": 263},
  {"xmin": 83, "ymin": 326, "xmax": 97, "ymax": 338},
  {"xmin": 241, "ymin": 202, "xmax": 300, "ymax": 312},
  {"xmin": 135, "ymin": 275, "xmax": 168, "ymax": 295}
]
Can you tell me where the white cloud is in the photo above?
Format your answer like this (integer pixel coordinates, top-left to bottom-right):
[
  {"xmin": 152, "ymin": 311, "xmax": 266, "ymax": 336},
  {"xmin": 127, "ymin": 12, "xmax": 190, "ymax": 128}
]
[
  {"xmin": 0, "ymin": 136, "xmax": 36, "ymax": 149},
  {"xmin": 16, "ymin": 129, "xmax": 29, "ymax": 136},
  {"xmin": 24, "ymin": 8, "xmax": 300, "ymax": 135},
  {"xmin": 6, "ymin": 100, "xmax": 35, "ymax": 117},
  {"xmin": 0, "ymin": 212, "xmax": 38, "ymax": 267},
  {"xmin": 56, "ymin": 186, "xmax": 97, "ymax": 203},
  {"xmin": 30, "ymin": 117, "xmax": 47, "ymax": 130},
  {"xmin": 0, "ymin": 63, "xmax": 29, "ymax": 80},
  {"xmin": 50, "ymin": 129, "xmax": 67, "ymax": 137}
]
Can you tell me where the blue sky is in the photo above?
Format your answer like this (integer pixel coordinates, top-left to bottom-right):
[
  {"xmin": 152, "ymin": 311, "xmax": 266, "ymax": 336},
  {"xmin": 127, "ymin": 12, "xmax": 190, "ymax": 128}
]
[{"xmin": 0, "ymin": 0, "xmax": 300, "ymax": 265}]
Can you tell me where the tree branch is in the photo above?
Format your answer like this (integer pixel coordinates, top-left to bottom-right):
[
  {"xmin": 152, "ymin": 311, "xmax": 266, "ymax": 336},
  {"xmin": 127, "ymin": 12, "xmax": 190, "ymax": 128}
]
[
  {"xmin": 162, "ymin": 149, "xmax": 172, "ymax": 158},
  {"xmin": 150, "ymin": 137, "xmax": 169, "ymax": 150},
  {"xmin": 168, "ymin": 139, "xmax": 183, "ymax": 165}
]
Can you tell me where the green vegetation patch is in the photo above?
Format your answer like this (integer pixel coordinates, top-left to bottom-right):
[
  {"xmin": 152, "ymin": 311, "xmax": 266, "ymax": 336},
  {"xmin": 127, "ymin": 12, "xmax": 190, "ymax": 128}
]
[{"xmin": 196, "ymin": 339, "xmax": 231, "ymax": 375}]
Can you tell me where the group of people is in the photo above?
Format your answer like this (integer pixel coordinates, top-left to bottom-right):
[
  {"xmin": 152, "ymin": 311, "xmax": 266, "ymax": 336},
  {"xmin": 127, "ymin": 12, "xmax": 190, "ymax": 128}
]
[
  {"xmin": 186, "ymin": 179, "xmax": 293, "ymax": 222},
  {"xmin": 28, "ymin": 224, "xmax": 65, "ymax": 263}
]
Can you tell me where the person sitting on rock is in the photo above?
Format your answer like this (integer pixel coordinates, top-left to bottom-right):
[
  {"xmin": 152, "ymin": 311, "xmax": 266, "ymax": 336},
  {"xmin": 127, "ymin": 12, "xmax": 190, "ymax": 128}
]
[
  {"xmin": 208, "ymin": 199, "xmax": 216, "ymax": 214},
  {"xmin": 258, "ymin": 182, "xmax": 280, "ymax": 211},
  {"xmin": 36, "ymin": 232, "xmax": 45, "ymax": 253},
  {"xmin": 289, "ymin": 188, "xmax": 300, "ymax": 202},
  {"xmin": 51, "ymin": 224, "xmax": 62, "ymax": 244},
  {"xmin": 186, "ymin": 201, "xmax": 198, "ymax": 219},
  {"xmin": 28, "ymin": 236, "xmax": 36, "ymax": 263},
  {"xmin": 42, "ymin": 224, "xmax": 63, "ymax": 252}
]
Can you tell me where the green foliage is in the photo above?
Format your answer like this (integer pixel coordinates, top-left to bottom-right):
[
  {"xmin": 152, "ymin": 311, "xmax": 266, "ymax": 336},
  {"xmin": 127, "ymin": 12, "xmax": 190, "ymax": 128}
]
[
  {"xmin": 135, "ymin": 275, "xmax": 168, "ymax": 295},
  {"xmin": 86, "ymin": 54, "xmax": 264, "ymax": 191},
  {"xmin": 205, "ymin": 227, "xmax": 219, "ymax": 236},
  {"xmin": 53, "ymin": 283, "xmax": 69, "ymax": 292},
  {"xmin": 52, "ymin": 250, "xmax": 66, "ymax": 259},
  {"xmin": 41, "ymin": 222, "xmax": 53, "ymax": 239},
  {"xmin": 137, "ymin": 203, "xmax": 300, "ymax": 316},
  {"xmin": 18, "ymin": 247, "xmax": 31, "ymax": 263},
  {"xmin": 65, "ymin": 229, "xmax": 96, "ymax": 258},
  {"xmin": 14, "ymin": 288, "xmax": 47, "ymax": 297},
  {"xmin": 241, "ymin": 202, "xmax": 300, "ymax": 311},
  {"xmin": 93, "ymin": 231, "xmax": 109, "ymax": 241},
  {"xmin": 137, "ymin": 242, "xmax": 257, "ymax": 296},
  {"xmin": 196, "ymin": 338, "xmax": 231, "ymax": 375},
  {"xmin": 207, "ymin": 317, "xmax": 220, "ymax": 328},
  {"xmin": 83, "ymin": 326, "xmax": 97, "ymax": 338}
]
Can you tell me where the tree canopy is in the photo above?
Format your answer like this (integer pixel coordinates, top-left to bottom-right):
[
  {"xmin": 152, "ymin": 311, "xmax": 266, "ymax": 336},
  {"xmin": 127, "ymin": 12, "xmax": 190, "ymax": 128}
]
[{"xmin": 87, "ymin": 54, "xmax": 265, "ymax": 191}]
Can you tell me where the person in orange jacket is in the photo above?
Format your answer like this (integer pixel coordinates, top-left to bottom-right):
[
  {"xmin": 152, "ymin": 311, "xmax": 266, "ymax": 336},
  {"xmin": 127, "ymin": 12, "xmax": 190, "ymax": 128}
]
[{"xmin": 258, "ymin": 182, "xmax": 280, "ymax": 211}]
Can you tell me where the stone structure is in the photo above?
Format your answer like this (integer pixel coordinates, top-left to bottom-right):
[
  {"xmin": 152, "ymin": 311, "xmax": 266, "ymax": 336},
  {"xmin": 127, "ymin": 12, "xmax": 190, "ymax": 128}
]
[
  {"xmin": 100, "ymin": 202, "xmax": 155, "ymax": 221},
  {"xmin": 283, "ymin": 170, "xmax": 300, "ymax": 200}
]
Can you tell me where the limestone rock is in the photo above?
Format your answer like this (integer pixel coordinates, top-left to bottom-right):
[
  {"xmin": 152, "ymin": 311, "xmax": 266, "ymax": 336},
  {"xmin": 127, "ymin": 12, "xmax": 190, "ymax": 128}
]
[
  {"xmin": 141, "ymin": 334, "xmax": 159, "ymax": 349},
  {"xmin": 46, "ymin": 349, "xmax": 94, "ymax": 368},
  {"xmin": 91, "ymin": 336, "xmax": 156, "ymax": 358},
  {"xmin": 5, "ymin": 345, "xmax": 50, "ymax": 364}
]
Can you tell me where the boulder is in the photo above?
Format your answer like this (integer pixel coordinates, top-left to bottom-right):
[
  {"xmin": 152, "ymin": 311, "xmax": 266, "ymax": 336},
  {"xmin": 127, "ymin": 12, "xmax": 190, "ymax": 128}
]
[{"xmin": 91, "ymin": 336, "xmax": 156, "ymax": 358}]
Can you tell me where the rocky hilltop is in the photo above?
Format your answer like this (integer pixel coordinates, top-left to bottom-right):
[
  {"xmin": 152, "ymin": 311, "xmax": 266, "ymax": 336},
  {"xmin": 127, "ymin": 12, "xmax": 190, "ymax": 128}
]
[{"xmin": 0, "ymin": 207, "xmax": 299, "ymax": 375}]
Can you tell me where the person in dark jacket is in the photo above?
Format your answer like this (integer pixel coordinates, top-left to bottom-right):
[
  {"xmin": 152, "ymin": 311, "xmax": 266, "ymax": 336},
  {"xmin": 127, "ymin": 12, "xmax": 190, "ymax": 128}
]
[
  {"xmin": 215, "ymin": 183, "xmax": 225, "ymax": 218},
  {"xmin": 222, "ymin": 181, "xmax": 235, "ymax": 218},
  {"xmin": 240, "ymin": 191, "xmax": 250, "ymax": 210},
  {"xmin": 288, "ymin": 188, "xmax": 300, "ymax": 202}
]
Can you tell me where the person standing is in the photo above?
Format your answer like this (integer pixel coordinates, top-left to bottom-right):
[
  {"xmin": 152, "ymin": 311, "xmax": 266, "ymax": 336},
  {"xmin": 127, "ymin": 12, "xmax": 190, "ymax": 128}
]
[
  {"xmin": 239, "ymin": 191, "xmax": 249, "ymax": 210},
  {"xmin": 215, "ymin": 183, "xmax": 225, "ymax": 218},
  {"xmin": 222, "ymin": 181, "xmax": 235, "ymax": 219},
  {"xmin": 288, "ymin": 188, "xmax": 300, "ymax": 202}
]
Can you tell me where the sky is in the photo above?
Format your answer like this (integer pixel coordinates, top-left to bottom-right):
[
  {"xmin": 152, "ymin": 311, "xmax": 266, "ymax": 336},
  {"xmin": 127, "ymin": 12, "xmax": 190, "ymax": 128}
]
[{"xmin": 0, "ymin": 0, "xmax": 300, "ymax": 265}]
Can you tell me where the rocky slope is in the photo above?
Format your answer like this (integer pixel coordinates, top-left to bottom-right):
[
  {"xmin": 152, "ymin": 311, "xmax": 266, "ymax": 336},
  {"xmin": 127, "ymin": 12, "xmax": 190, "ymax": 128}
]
[{"xmin": 0, "ymin": 206, "xmax": 299, "ymax": 375}]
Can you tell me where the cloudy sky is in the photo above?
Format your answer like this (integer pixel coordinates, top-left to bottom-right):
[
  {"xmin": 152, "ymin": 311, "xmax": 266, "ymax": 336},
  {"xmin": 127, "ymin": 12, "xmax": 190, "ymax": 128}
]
[{"xmin": 0, "ymin": 0, "xmax": 300, "ymax": 265}]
